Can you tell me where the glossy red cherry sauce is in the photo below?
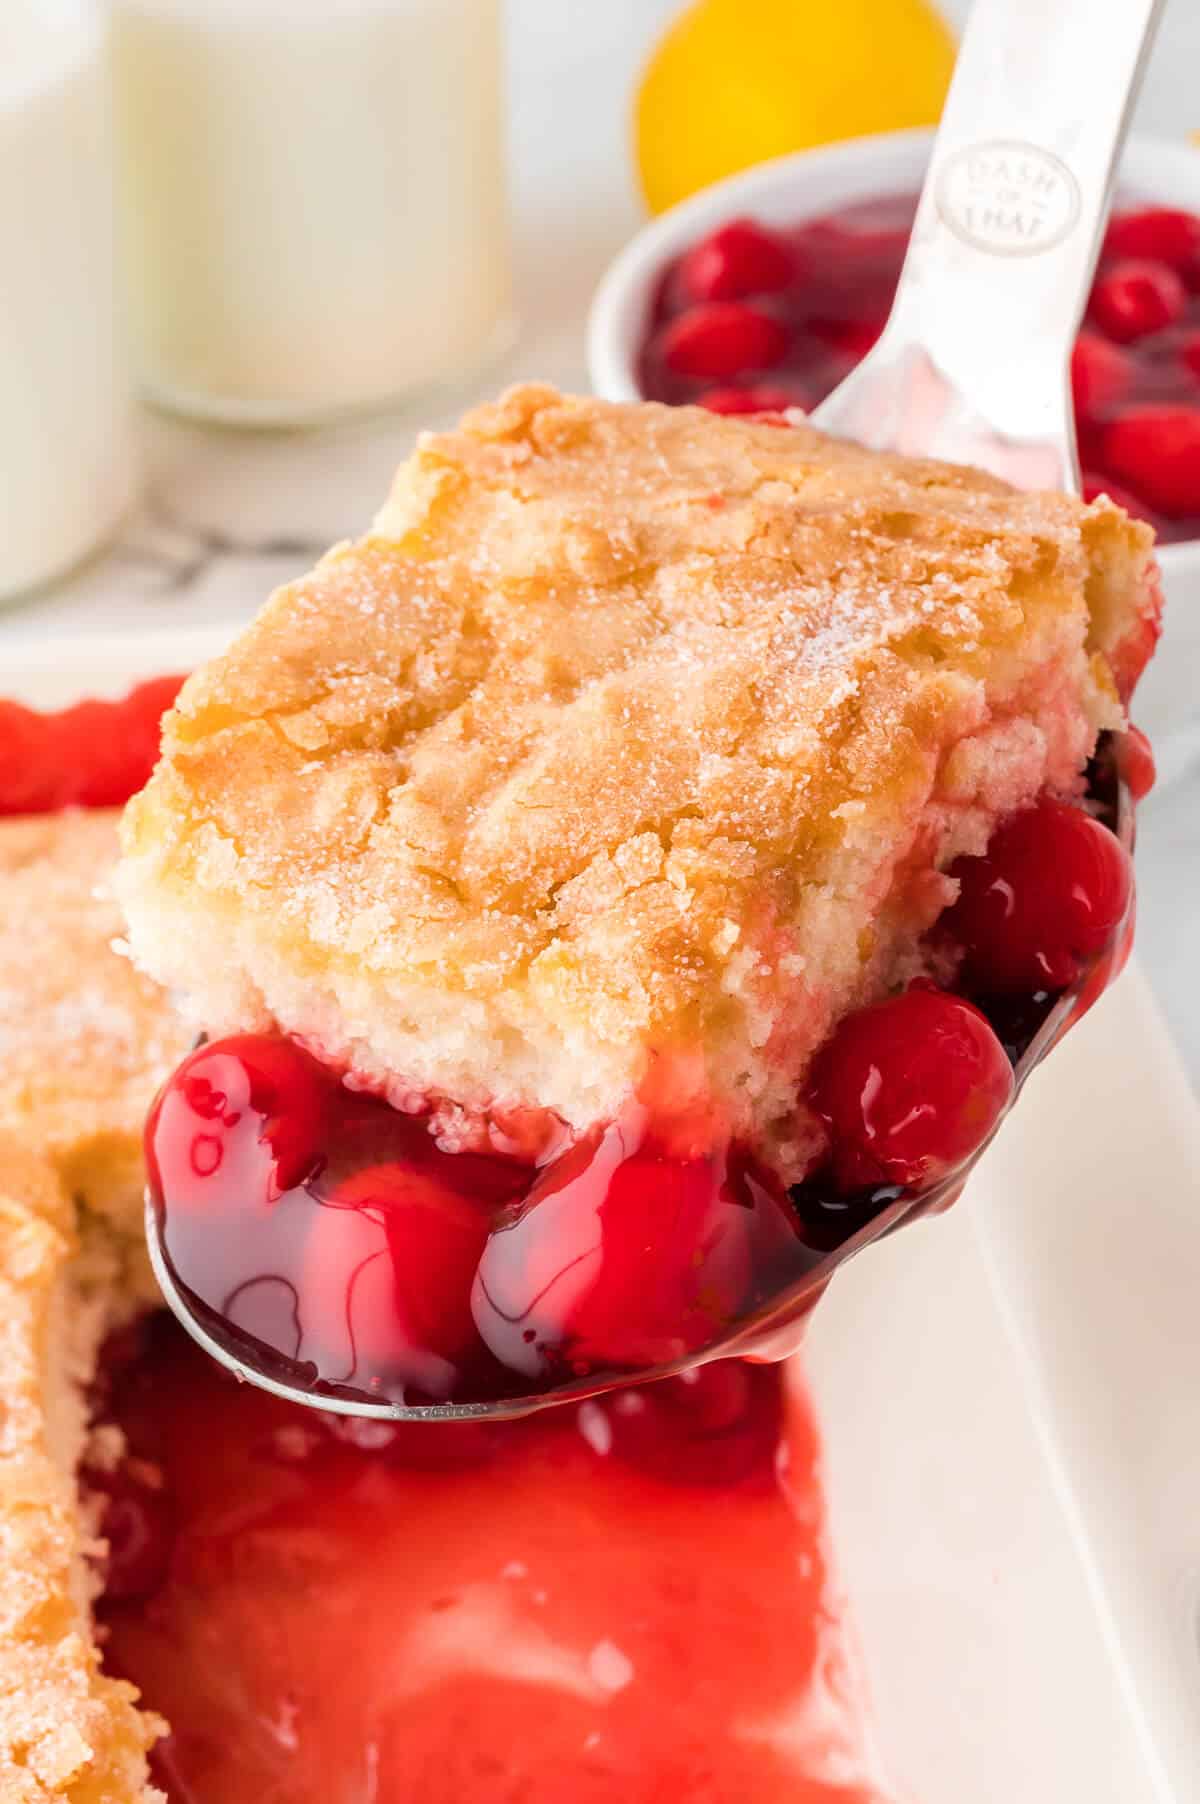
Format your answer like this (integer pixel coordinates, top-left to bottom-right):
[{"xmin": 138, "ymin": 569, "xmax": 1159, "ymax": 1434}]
[
  {"xmin": 638, "ymin": 196, "xmax": 1200, "ymax": 542},
  {"xmin": 147, "ymin": 1052, "xmax": 813, "ymax": 1408},
  {"xmin": 0, "ymin": 675, "xmax": 185, "ymax": 815},
  {"xmin": 148, "ymin": 748, "xmax": 1136, "ymax": 1411},
  {"xmin": 94, "ymin": 1315, "xmax": 890, "ymax": 1804}
]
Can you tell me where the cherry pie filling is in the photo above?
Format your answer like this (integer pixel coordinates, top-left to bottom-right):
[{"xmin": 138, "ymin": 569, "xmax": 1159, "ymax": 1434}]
[
  {"xmin": 638, "ymin": 197, "xmax": 1200, "ymax": 542},
  {"xmin": 0, "ymin": 674, "xmax": 185, "ymax": 815},
  {"xmin": 143, "ymin": 745, "xmax": 1139, "ymax": 1410}
]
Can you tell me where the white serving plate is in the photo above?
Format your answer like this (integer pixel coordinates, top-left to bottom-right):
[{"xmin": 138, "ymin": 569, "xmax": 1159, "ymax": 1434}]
[{"xmin": 8, "ymin": 626, "xmax": 1200, "ymax": 1804}]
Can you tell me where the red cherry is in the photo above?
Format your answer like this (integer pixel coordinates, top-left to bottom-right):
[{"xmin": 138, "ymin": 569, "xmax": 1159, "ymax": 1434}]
[
  {"xmin": 807, "ymin": 314, "xmax": 888, "ymax": 360},
  {"xmin": 1101, "ymin": 405, "xmax": 1200, "ymax": 517},
  {"xmin": 806, "ymin": 988, "xmax": 1013, "ymax": 1195},
  {"xmin": 67, "ymin": 673, "xmax": 185, "ymax": 808},
  {"xmin": 148, "ymin": 1030, "xmax": 534, "ymax": 1403},
  {"xmin": 147, "ymin": 1034, "xmax": 331, "ymax": 1218},
  {"xmin": 57, "ymin": 699, "xmax": 145, "ymax": 810},
  {"xmin": 1116, "ymin": 725, "xmax": 1156, "ymax": 803},
  {"xmin": 0, "ymin": 701, "xmax": 65, "ymax": 814},
  {"xmin": 130, "ymin": 672, "xmax": 186, "ymax": 727},
  {"xmin": 0, "ymin": 673, "xmax": 186, "ymax": 818},
  {"xmin": 1176, "ymin": 329, "xmax": 1200, "ymax": 381},
  {"xmin": 1103, "ymin": 207, "xmax": 1200, "ymax": 274},
  {"xmin": 119, "ymin": 673, "xmax": 186, "ymax": 792},
  {"xmin": 297, "ymin": 1162, "xmax": 495, "ymax": 1400},
  {"xmin": 472, "ymin": 1123, "xmax": 798, "ymax": 1379},
  {"xmin": 147, "ymin": 1041, "xmax": 332, "ymax": 1366},
  {"xmin": 697, "ymin": 383, "xmax": 805, "ymax": 416},
  {"xmin": 1089, "ymin": 260, "xmax": 1186, "ymax": 343},
  {"xmin": 657, "ymin": 303, "xmax": 790, "ymax": 381},
  {"xmin": 92, "ymin": 1468, "xmax": 174, "ymax": 1602},
  {"xmin": 944, "ymin": 797, "xmax": 1132, "ymax": 996},
  {"xmin": 1080, "ymin": 470, "xmax": 1157, "ymax": 525},
  {"xmin": 679, "ymin": 218, "xmax": 795, "ymax": 303},
  {"xmin": 1070, "ymin": 332, "xmax": 1131, "ymax": 424}
]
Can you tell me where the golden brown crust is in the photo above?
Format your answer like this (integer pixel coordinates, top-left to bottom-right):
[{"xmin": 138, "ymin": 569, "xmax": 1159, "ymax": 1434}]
[
  {"xmin": 0, "ymin": 814, "xmax": 180, "ymax": 1799},
  {"xmin": 0, "ymin": 811, "xmax": 191, "ymax": 1242},
  {"xmin": 0, "ymin": 1141, "xmax": 160, "ymax": 1803},
  {"xmin": 119, "ymin": 387, "xmax": 1158, "ymax": 1147}
]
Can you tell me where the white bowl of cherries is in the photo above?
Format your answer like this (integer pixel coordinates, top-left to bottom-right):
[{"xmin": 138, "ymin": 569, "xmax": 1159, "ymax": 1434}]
[{"xmin": 588, "ymin": 127, "xmax": 1200, "ymax": 778}]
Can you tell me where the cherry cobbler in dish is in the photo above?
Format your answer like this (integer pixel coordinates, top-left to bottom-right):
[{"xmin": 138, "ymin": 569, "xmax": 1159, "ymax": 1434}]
[{"xmin": 115, "ymin": 386, "xmax": 1160, "ymax": 1407}]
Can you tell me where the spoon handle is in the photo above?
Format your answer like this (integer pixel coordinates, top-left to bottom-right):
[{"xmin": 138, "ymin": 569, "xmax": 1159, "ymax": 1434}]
[{"xmin": 814, "ymin": 0, "xmax": 1165, "ymax": 489}]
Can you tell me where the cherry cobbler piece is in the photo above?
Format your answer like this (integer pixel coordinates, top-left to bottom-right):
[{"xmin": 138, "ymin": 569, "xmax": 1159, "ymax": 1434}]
[{"xmin": 114, "ymin": 386, "xmax": 1161, "ymax": 1407}]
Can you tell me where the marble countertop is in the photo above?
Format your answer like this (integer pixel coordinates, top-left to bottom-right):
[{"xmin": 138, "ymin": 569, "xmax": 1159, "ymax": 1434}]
[{"xmin": 2, "ymin": 0, "xmax": 1197, "ymax": 1079}]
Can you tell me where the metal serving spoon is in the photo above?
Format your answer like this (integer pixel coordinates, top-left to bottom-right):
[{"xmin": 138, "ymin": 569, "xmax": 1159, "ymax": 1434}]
[{"xmin": 148, "ymin": 0, "xmax": 1165, "ymax": 1421}]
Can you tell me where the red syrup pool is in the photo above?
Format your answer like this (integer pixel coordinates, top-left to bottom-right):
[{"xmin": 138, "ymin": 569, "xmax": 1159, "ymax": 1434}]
[
  {"xmin": 0, "ymin": 675, "xmax": 186, "ymax": 815},
  {"xmin": 638, "ymin": 195, "xmax": 1200, "ymax": 543},
  {"xmin": 93, "ymin": 1315, "xmax": 891, "ymax": 1804}
]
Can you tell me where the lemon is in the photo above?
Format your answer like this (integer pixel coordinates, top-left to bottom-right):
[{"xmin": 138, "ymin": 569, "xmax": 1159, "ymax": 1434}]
[{"xmin": 635, "ymin": 0, "xmax": 956, "ymax": 215}]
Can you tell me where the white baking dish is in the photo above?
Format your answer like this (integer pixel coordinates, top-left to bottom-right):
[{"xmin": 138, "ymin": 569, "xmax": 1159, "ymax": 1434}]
[{"xmin": 7, "ymin": 625, "xmax": 1200, "ymax": 1803}]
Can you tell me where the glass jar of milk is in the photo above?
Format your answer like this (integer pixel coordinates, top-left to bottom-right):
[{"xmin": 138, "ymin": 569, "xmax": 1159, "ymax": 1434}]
[
  {"xmin": 110, "ymin": 0, "xmax": 513, "ymax": 426},
  {"xmin": 1, "ymin": 0, "xmax": 137, "ymax": 604}
]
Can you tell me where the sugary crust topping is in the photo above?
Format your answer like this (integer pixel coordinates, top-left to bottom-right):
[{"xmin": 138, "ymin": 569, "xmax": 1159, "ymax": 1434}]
[
  {"xmin": 119, "ymin": 387, "xmax": 1158, "ymax": 1135},
  {"xmin": 0, "ymin": 1140, "xmax": 160, "ymax": 1802},
  {"xmin": 0, "ymin": 811, "xmax": 191, "ymax": 1244},
  {"xmin": 0, "ymin": 815, "xmax": 180, "ymax": 1796}
]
